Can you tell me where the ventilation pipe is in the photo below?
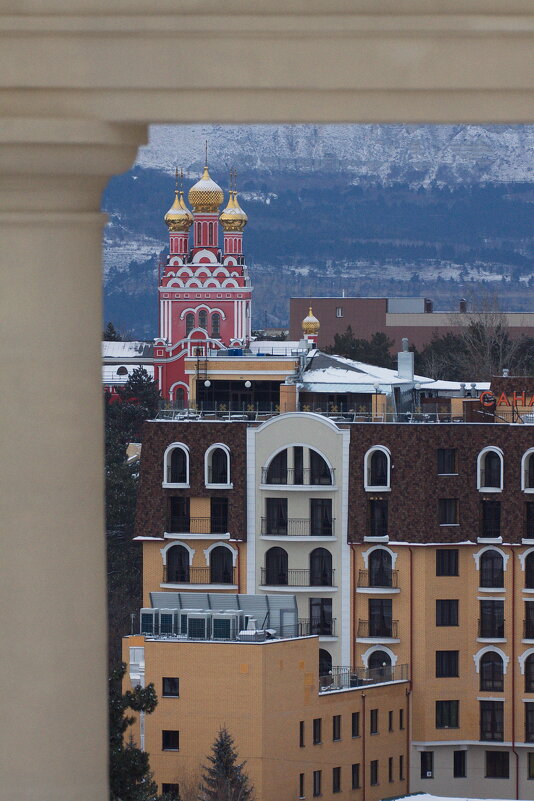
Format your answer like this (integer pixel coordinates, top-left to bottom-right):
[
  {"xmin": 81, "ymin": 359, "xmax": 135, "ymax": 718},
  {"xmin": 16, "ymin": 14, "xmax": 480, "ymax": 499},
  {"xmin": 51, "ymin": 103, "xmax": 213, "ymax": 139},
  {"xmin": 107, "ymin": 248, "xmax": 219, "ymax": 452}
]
[{"xmin": 397, "ymin": 337, "xmax": 414, "ymax": 381}]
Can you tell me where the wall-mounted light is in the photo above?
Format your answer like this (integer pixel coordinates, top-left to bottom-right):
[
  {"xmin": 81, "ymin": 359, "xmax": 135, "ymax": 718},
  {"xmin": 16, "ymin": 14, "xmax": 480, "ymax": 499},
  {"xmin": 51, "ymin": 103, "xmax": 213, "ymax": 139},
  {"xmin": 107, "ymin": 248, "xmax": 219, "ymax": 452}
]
[
  {"xmin": 204, "ymin": 380, "xmax": 211, "ymax": 387},
  {"xmin": 245, "ymin": 380, "xmax": 251, "ymax": 388}
]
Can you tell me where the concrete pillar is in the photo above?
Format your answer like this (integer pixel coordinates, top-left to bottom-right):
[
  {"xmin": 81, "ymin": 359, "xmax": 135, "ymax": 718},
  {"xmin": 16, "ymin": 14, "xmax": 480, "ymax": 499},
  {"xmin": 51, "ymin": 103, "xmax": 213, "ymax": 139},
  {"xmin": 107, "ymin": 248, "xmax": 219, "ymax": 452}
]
[
  {"xmin": 0, "ymin": 118, "xmax": 146, "ymax": 801},
  {"xmin": 279, "ymin": 383, "xmax": 298, "ymax": 413}
]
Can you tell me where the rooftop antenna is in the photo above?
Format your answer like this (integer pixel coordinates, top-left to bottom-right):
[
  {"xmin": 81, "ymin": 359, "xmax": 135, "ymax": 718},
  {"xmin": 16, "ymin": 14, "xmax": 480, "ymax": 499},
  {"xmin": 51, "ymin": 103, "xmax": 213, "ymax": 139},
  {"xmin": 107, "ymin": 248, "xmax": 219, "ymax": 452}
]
[
  {"xmin": 205, "ymin": 139, "xmax": 208, "ymax": 167},
  {"xmin": 180, "ymin": 167, "xmax": 184, "ymax": 192},
  {"xmin": 174, "ymin": 165, "xmax": 179, "ymax": 189}
]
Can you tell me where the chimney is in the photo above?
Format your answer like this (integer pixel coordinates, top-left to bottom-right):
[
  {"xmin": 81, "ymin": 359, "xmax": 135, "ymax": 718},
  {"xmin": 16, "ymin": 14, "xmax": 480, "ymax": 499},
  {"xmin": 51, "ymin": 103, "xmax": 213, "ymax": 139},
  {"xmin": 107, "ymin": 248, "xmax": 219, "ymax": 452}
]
[
  {"xmin": 424, "ymin": 298, "xmax": 433, "ymax": 313},
  {"xmin": 459, "ymin": 298, "xmax": 467, "ymax": 313},
  {"xmin": 397, "ymin": 337, "xmax": 414, "ymax": 380}
]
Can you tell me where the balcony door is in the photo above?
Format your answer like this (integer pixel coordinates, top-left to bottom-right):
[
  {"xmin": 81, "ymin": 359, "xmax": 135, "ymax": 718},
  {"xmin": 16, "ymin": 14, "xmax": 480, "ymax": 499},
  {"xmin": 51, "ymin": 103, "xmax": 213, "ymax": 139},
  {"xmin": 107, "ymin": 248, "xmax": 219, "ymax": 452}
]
[
  {"xmin": 266, "ymin": 498, "xmax": 288, "ymax": 536},
  {"xmin": 369, "ymin": 598, "xmax": 392, "ymax": 637},
  {"xmin": 310, "ymin": 499, "xmax": 333, "ymax": 537},
  {"xmin": 310, "ymin": 598, "xmax": 333, "ymax": 636}
]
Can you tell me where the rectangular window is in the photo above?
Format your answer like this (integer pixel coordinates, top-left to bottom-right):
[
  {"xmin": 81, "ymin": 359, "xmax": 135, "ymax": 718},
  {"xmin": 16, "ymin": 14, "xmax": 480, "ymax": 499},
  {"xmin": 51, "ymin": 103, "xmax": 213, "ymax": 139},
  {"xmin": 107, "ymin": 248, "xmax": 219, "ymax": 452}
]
[
  {"xmin": 399, "ymin": 755, "xmax": 404, "ymax": 781},
  {"xmin": 169, "ymin": 496, "xmax": 190, "ymax": 532},
  {"xmin": 162, "ymin": 730, "xmax": 179, "ymax": 751},
  {"xmin": 420, "ymin": 751, "xmax": 434, "ymax": 779},
  {"xmin": 526, "ymin": 703, "xmax": 534, "ymax": 742},
  {"xmin": 309, "ymin": 598, "xmax": 333, "ymax": 636},
  {"xmin": 299, "ymin": 721, "xmax": 305, "ymax": 748},
  {"xmin": 479, "ymin": 600, "xmax": 504, "ymax": 638},
  {"xmin": 482, "ymin": 500, "xmax": 501, "ymax": 539},
  {"xmin": 210, "ymin": 497, "xmax": 228, "ymax": 534},
  {"xmin": 529, "ymin": 753, "xmax": 534, "ymax": 780},
  {"xmin": 313, "ymin": 718, "xmax": 322, "ymax": 745},
  {"xmin": 527, "ymin": 503, "xmax": 534, "ymax": 540},
  {"xmin": 439, "ymin": 498, "xmax": 458, "ymax": 525},
  {"xmin": 453, "ymin": 750, "xmax": 466, "ymax": 778},
  {"xmin": 525, "ymin": 601, "xmax": 534, "ymax": 639},
  {"xmin": 352, "ymin": 763, "xmax": 360, "ymax": 789},
  {"xmin": 436, "ymin": 599, "xmax": 459, "ymax": 626},
  {"xmin": 313, "ymin": 770, "xmax": 322, "ymax": 797},
  {"xmin": 388, "ymin": 710, "xmax": 394, "ymax": 732},
  {"xmin": 336, "ymin": 306, "xmax": 343, "ymax": 318},
  {"xmin": 332, "ymin": 767, "xmax": 341, "ymax": 793},
  {"xmin": 368, "ymin": 598, "xmax": 393, "ymax": 637},
  {"xmin": 332, "ymin": 715, "xmax": 341, "ymax": 741},
  {"xmin": 310, "ymin": 498, "xmax": 333, "ymax": 535},
  {"xmin": 436, "ymin": 700, "xmax": 459, "ymax": 729},
  {"xmin": 485, "ymin": 751, "xmax": 509, "ymax": 778},
  {"xmin": 162, "ymin": 784, "xmax": 180, "ymax": 799},
  {"xmin": 299, "ymin": 773, "xmax": 305, "ymax": 799},
  {"xmin": 388, "ymin": 757, "xmax": 394, "ymax": 782},
  {"xmin": 480, "ymin": 700, "xmax": 504, "ymax": 741},
  {"xmin": 162, "ymin": 677, "xmax": 179, "ymax": 697},
  {"xmin": 352, "ymin": 712, "xmax": 360, "ymax": 737},
  {"xmin": 265, "ymin": 497, "xmax": 288, "ymax": 536},
  {"xmin": 436, "ymin": 650, "xmax": 459, "ymax": 677},
  {"xmin": 399, "ymin": 709, "xmax": 405, "ymax": 730},
  {"xmin": 437, "ymin": 448, "xmax": 457, "ymax": 474},
  {"xmin": 370, "ymin": 760, "xmax": 379, "ymax": 786},
  {"xmin": 436, "ymin": 549, "xmax": 459, "ymax": 576},
  {"xmin": 369, "ymin": 499, "xmax": 388, "ymax": 537},
  {"xmin": 370, "ymin": 709, "xmax": 379, "ymax": 734},
  {"xmin": 294, "ymin": 446, "xmax": 304, "ymax": 485}
]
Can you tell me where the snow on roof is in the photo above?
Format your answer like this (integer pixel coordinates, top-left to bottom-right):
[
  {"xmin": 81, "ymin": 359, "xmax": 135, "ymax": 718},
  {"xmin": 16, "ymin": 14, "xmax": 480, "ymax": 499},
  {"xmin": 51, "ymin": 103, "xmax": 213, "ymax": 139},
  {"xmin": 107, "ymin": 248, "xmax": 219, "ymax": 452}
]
[
  {"xmin": 102, "ymin": 364, "xmax": 154, "ymax": 384},
  {"xmin": 248, "ymin": 340, "xmax": 304, "ymax": 356},
  {"xmin": 422, "ymin": 380, "xmax": 491, "ymax": 391},
  {"xmin": 102, "ymin": 341, "xmax": 154, "ymax": 359},
  {"xmin": 300, "ymin": 352, "xmax": 432, "ymax": 388},
  {"xmin": 401, "ymin": 795, "xmax": 530, "ymax": 801}
]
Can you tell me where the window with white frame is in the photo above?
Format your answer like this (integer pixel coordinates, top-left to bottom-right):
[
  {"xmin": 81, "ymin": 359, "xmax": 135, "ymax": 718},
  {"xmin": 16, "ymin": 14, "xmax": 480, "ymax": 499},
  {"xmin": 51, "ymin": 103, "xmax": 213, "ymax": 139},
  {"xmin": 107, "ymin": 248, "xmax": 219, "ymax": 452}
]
[
  {"xmin": 477, "ymin": 447, "xmax": 503, "ymax": 492},
  {"xmin": 364, "ymin": 446, "xmax": 391, "ymax": 491},
  {"xmin": 522, "ymin": 450, "xmax": 534, "ymax": 493},
  {"xmin": 163, "ymin": 444, "xmax": 189, "ymax": 486},
  {"xmin": 205, "ymin": 444, "xmax": 231, "ymax": 487}
]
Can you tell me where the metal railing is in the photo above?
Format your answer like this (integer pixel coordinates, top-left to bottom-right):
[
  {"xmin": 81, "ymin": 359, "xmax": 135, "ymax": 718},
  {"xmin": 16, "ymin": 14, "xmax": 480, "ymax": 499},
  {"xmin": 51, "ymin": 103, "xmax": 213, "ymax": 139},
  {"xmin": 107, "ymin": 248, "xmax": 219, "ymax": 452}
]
[
  {"xmin": 260, "ymin": 517, "xmax": 335, "ymax": 537},
  {"xmin": 480, "ymin": 526, "xmax": 501, "ymax": 539},
  {"xmin": 260, "ymin": 568, "xmax": 335, "ymax": 587},
  {"xmin": 168, "ymin": 517, "xmax": 228, "ymax": 535},
  {"xmin": 280, "ymin": 618, "xmax": 336, "ymax": 637},
  {"xmin": 162, "ymin": 566, "xmax": 237, "ymax": 585},
  {"xmin": 357, "ymin": 619, "xmax": 399, "ymax": 638},
  {"xmin": 261, "ymin": 467, "xmax": 335, "ymax": 486},
  {"xmin": 478, "ymin": 618, "xmax": 505, "ymax": 638},
  {"xmin": 358, "ymin": 569, "xmax": 399, "ymax": 589},
  {"xmin": 320, "ymin": 664, "xmax": 409, "ymax": 692}
]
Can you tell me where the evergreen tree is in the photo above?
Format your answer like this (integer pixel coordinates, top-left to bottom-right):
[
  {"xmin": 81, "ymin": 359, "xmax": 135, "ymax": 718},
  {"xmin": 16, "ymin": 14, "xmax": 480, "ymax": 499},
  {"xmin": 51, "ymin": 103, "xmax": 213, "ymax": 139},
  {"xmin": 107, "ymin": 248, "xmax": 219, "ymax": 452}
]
[
  {"xmin": 327, "ymin": 327, "xmax": 396, "ymax": 369},
  {"xmin": 104, "ymin": 321, "xmax": 123, "ymax": 341},
  {"xmin": 117, "ymin": 366, "xmax": 161, "ymax": 422},
  {"xmin": 109, "ymin": 663, "xmax": 159, "ymax": 801},
  {"xmin": 200, "ymin": 728, "xmax": 254, "ymax": 801}
]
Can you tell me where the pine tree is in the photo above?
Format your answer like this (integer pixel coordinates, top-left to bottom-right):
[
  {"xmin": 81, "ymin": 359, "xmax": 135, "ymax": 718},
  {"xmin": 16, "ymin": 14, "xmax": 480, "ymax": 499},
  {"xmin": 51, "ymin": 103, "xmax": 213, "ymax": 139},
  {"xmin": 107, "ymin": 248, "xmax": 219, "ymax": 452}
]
[
  {"xmin": 104, "ymin": 321, "xmax": 123, "ymax": 341},
  {"xmin": 200, "ymin": 728, "xmax": 254, "ymax": 801}
]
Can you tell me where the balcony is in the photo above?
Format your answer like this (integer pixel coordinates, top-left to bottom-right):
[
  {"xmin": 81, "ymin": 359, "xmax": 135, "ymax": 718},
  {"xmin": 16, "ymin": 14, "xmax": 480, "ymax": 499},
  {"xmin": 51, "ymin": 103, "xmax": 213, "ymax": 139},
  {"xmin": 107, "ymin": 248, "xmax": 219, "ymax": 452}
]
[
  {"xmin": 162, "ymin": 566, "xmax": 237, "ymax": 585},
  {"xmin": 168, "ymin": 516, "xmax": 228, "ymax": 535},
  {"xmin": 320, "ymin": 663, "xmax": 409, "ymax": 692},
  {"xmin": 357, "ymin": 619, "xmax": 399, "ymax": 639},
  {"xmin": 478, "ymin": 618, "xmax": 505, "ymax": 638},
  {"xmin": 260, "ymin": 568, "xmax": 335, "ymax": 588},
  {"xmin": 261, "ymin": 467, "xmax": 335, "ymax": 486},
  {"xmin": 357, "ymin": 569, "xmax": 398, "ymax": 589},
  {"xmin": 297, "ymin": 617, "xmax": 337, "ymax": 637},
  {"xmin": 261, "ymin": 517, "xmax": 335, "ymax": 537}
]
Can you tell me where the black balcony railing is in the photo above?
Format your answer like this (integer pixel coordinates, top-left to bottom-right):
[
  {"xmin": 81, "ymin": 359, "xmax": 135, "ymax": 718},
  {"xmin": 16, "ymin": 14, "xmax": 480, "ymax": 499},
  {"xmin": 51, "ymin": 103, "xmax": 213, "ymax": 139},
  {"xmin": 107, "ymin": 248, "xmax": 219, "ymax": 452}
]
[
  {"xmin": 168, "ymin": 516, "xmax": 228, "ymax": 534},
  {"xmin": 357, "ymin": 569, "xmax": 399, "ymax": 589},
  {"xmin": 163, "ymin": 566, "xmax": 236, "ymax": 585},
  {"xmin": 478, "ymin": 618, "xmax": 505, "ymax": 638},
  {"xmin": 260, "ymin": 568, "xmax": 335, "ymax": 587},
  {"xmin": 261, "ymin": 517, "xmax": 335, "ymax": 537},
  {"xmin": 357, "ymin": 619, "xmax": 399, "ymax": 638},
  {"xmin": 261, "ymin": 467, "xmax": 335, "ymax": 486},
  {"xmin": 319, "ymin": 663, "xmax": 409, "ymax": 691},
  {"xmin": 298, "ymin": 618, "xmax": 336, "ymax": 637},
  {"xmin": 480, "ymin": 525, "xmax": 501, "ymax": 539}
]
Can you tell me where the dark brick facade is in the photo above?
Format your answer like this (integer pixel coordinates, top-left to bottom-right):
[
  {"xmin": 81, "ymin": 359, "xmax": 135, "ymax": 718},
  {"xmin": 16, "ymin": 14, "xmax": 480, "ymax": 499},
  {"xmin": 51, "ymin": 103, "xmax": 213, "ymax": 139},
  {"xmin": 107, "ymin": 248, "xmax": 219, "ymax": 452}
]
[
  {"xmin": 135, "ymin": 422, "xmax": 247, "ymax": 540},
  {"xmin": 348, "ymin": 423, "xmax": 534, "ymax": 544}
]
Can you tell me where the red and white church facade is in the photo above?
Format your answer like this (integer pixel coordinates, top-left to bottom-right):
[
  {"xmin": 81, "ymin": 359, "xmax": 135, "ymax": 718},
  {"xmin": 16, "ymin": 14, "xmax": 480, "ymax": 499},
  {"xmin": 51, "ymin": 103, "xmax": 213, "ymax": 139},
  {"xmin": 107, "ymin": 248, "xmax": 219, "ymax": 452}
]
[{"xmin": 154, "ymin": 165, "xmax": 252, "ymax": 404}]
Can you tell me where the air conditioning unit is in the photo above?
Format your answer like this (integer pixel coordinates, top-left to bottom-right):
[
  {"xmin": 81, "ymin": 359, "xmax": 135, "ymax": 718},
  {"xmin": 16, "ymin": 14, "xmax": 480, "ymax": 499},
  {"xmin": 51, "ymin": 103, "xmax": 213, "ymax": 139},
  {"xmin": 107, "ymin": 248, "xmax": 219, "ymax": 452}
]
[
  {"xmin": 212, "ymin": 611, "xmax": 240, "ymax": 640},
  {"xmin": 179, "ymin": 609, "xmax": 202, "ymax": 636},
  {"xmin": 140, "ymin": 608, "xmax": 158, "ymax": 635},
  {"xmin": 186, "ymin": 612, "xmax": 211, "ymax": 639},
  {"xmin": 159, "ymin": 608, "xmax": 178, "ymax": 635}
]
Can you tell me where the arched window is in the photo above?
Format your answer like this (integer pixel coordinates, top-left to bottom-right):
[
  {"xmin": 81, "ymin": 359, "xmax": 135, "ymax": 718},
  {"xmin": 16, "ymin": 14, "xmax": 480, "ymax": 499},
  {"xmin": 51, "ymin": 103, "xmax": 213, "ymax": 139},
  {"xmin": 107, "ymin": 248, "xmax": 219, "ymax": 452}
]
[
  {"xmin": 173, "ymin": 386, "xmax": 185, "ymax": 409},
  {"xmin": 165, "ymin": 445, "xmax": 188, "ymax": 485},
  {"xmin": 522, "ymin": 450, "xmax": 534, "ymax": 492},
  {"xmin": 480, "ymin": 550, "xmax": 504, "ymax": 588},
  {"xmin": 210, "ymin": 546, "xmax": 233, "ymax": 584},
  {"xmin": 480, "ymin": 651, "xmax": 504, "ymax": 691},
  {"xmin": 185, "ymin": 313, "xmax": 194, "ymax": 336},
  {"xmin": 368, "ymin": 548, "xmax": 393, "ymax": 587},
  {"xmin": 310, "ymin": 548, "xmax": 333, "ymax": 586},
  {"xmin": 368, "ymin": 650, "xmax": 392, "ymax": 681},
  {"xmin": 478, "ymin": 448, "xmax": 503, "ymax": 491},
  {"xmin": 167, "ymin": 544, "xmax": 190, "ymax": 583},
  {"xmin": 196, "ymin": 222, "xmax": 201, "ymax": 245},
  {"xmin": 526, "ymin": 654, "xmax": 534, "ymax": 692},
  {"xmin": 266, "ymin": 450, "xmax": 288, "ymax": 484},
  {"xmin": 206, "ymin": 445, "xmax": 231, "ymax": 486},
  {"xmin": 208, "ymin": 222, "xmax": 214, "ymax": 245},
  {"xmin": 364, "ymin": 447, "xmax": 391, "ymax": 491},
  {"xmin": 198, "ymin": 309, "xmax": 207, "ymax": 330},
  {"xmin": 310, "ymin": 450, "xmax": 332, "ymax": 485},
  {"xmin": 319, "ymin": 649, "xmax": 332, "ymax": 677},
  {"xmin": 211, "ymin": 312, "xmax": 221, "ymax": 338},
  {"xmin": 526, "ymin": 553, "xmax": 534, "ymax": 589},
  {"xmin": 116, "ymin": 365, "xmax": 128, "ymax": 376},
  {"xmin": 265, "ymin": 547, "xmax": 288, "ymax": 585}
]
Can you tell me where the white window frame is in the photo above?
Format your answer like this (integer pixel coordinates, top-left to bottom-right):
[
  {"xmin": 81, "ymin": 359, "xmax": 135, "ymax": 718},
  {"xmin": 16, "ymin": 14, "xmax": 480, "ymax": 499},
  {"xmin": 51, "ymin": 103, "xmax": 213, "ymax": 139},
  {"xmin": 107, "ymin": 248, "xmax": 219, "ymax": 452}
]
[
  {"xmin": 473, "ymin": 646, "xmax": 509, "ymax": 674},
  {"xmin": 477, "ymin": 446, "xmax": 504, "ymax": 493},
  {"xmin": 364, "ymin": 446, "xmax": 391, "ymax": 492},
  {"xmin": 522, "ymin": 449, "xmax": 534, "ymax": 494},
  {"xmin": 203, "ymin": 542, "xmax": 237, "ymax": 566},
  {"xmin": 162, "ymin": 443, "xmax": 190, "ymax": 488},
  {"xmin": 205, "ymin": 443, "xmax": 232, "ymax": 488},
  {"xmin": 361, "ymin": 644, "xmax": 398, "ymax": 668}
]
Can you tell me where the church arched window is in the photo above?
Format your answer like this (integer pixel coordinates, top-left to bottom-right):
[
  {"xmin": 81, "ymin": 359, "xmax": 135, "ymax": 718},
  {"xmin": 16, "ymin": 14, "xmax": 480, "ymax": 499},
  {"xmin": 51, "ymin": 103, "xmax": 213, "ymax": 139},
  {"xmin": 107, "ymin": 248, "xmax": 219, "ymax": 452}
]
[
  {"xmin": 198, "ymin": 309, "xmax": 207, "ymax": 330},
  {"xmin": 185, "ymin": 313, "xmax": 194, "ymax": 335},
  {"xmin": 211, "ymin": 313, "xmax": 221, "ymax": 338}
]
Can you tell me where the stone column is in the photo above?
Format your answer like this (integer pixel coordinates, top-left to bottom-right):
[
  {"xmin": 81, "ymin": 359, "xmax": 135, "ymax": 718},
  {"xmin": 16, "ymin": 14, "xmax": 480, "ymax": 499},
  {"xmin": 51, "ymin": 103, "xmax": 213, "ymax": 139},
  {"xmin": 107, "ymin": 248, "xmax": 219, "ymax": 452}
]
[{"xmin": 0, "ymin": 118, "xmax": 146, "ymax": 801}]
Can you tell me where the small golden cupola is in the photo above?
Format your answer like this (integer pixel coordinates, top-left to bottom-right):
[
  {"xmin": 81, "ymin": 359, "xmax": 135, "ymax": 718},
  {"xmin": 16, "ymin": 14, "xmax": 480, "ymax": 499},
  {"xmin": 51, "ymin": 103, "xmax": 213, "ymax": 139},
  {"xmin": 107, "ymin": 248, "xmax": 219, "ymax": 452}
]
[
  {"xmin": 188, "ymin": 164, "xmax": 224, "ymax": 213},
  {"xmin": 219, "ymin": 169, "xmax": 248, "ymax": 231},
  {"xmin": 164, "ymin": 169, "xmax": 193, "ymax": 231},
  {"xmin": 302, "ymin": 306, "xmax": 320, "ymax": 337}
]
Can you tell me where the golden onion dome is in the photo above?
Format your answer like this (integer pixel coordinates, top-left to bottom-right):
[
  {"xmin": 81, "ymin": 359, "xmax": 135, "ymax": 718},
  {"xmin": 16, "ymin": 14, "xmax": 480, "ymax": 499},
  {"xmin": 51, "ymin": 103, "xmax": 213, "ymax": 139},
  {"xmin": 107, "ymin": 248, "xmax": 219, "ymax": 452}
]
[
  {"xmin": 302, "ymin": 306, "xmax": 320, "ymax": 335},
  {"xmin": 219, "ymin": 191, "xmax": 248, "ymax": 232},
  {"xmin": 164, "ymin": 190, "xmax": 193, "ymax": 232},
  {"xmin": 188, "ymin": 165, "xmax": 224, "ymax": 213}
]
